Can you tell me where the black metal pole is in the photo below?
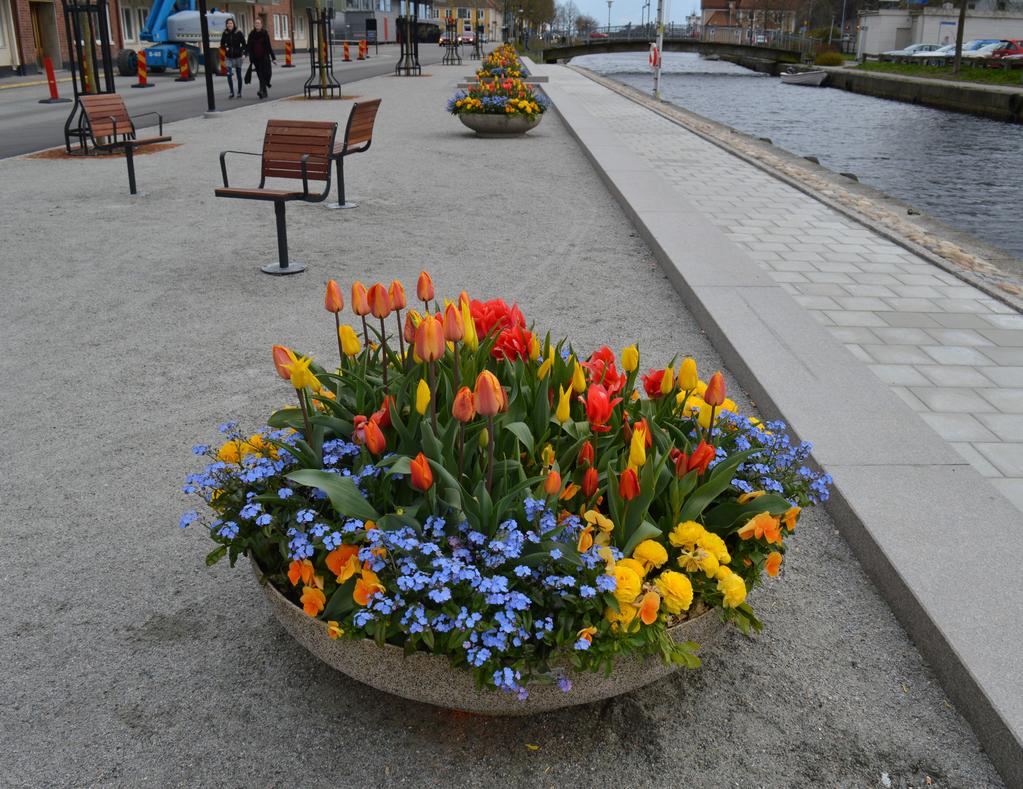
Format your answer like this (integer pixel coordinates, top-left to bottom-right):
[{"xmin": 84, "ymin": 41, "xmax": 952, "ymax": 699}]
[{"xmin": 197, "ymin": 0, "xmax": 217, "ymax": 112}]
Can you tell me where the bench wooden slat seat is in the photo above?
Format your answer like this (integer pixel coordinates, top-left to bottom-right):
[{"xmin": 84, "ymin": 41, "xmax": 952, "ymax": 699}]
[
  {"xmin": 328, "ymin": 99, "xmax": 381, "ymax": 210},
  {"xmin": 77, "ymin": 93, "xmax": 171, "ymax": 195},
  {"xmin": 215, "ymin": 119, "xmax": 339, "ymax": 275}
]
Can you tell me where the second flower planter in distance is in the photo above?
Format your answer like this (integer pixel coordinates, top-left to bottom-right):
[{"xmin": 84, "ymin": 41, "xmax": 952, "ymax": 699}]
[{"xmin": 458, "ymin": 113, "xmax": 542, "ymax": 137}]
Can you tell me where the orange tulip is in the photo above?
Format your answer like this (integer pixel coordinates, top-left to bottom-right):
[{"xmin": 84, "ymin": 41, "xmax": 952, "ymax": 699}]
[
  {"xmin": 639, "ymin": 591, "xmax": 661, "ymax": 625},
  {"xmin": 414, "ymin": 315, "xmax": 446, "ymax": 363},
  {"xmin": 362, "ymin": 418, "xmax": 386, "ymax": 455},
  {"xmin": 577, "ymin": 525, "xmax": 594, "ymax": 553},
  {"xmin": 287, "ymin": 558, "xmax": 314, "ymax": 587},
  {"xmin": 351, "ymin": 281, "xmax": 370, "ymax": 316},
  {"xmin": 582, "ymin": 467, "xmax": 599, "ymax": 499},
  {"xmin": 324, "ymin": 279, "xmax": 343, "ymax": 313},
  {"xmin": 766, "ymin": 551, "xmax": 783, "ymax": 577},
  {"xmin": 619, "ymin": 468, "xmax": 640, "ymax": 501},
  {"xmin": 353, "ymin": 569, "xmax": 385, "ymax": 606},
  {"xmin": 325, "ymin": 544, "xmax": 360, "ymax": 583},
  {"xmin": 272, "ymin": 345, "xmax": 297, "ymax": 381},
  {"xmin": 544, "ymin": 470, "xmax": 561, "ymax": 496},
  {"xmin": 410, "ymin": 451, "xmax": 433, "ymax": 491},
  {"xmin": 452, "ymin": 386, "xmax": 476, "ymax": 422},
  {"xmin": 389, "ymin": 279, "xmax": 407, "ymax": 310},
  {"xmin": 417, "ymin": 271, "xmax": 434, "ymax": 302},
  {"xmin": 404, "ymin": 311, "xmax": 418, "ymax": 343},
  {"xmin": 578, "ymin": 441, "xmax": 595, "ymax": 467},
  {"xmin": 474, "ymin": 370, "xmax": 506, "ymax": 417},
  {"xmin": 300, "ymin": 584, "xmax": 326, "ymax": 616},
  {"xmin": 368, "ymin": 282, "xmax": 391, "ymax": 319},
  {"xmin": 443, "ymin": 303, "xmax": 464, "ymax": 342},
  {"xmin": 704, "ymin": 372, "xmax": 726, "ymax": 407}
]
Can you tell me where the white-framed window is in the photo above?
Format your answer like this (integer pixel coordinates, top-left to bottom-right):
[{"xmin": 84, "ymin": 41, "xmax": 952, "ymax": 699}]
[
  {"xmin": 431, "ymin": 7, "xmax": 439, "ymax": 17},
  {"xmin": 281, "ymin": 14, "xmax": 289, "ymax": 39},
  {"xmin": 137, "ymin": 8, "xmax": 148, "ymax": 36},
  {"xmin": 296, "ymin": 16, "xmax": 305, "ymax": 38},
  {"xmin": 121, "ymin": 7, "xmax": 135, "ymax": 41},
  {"xmin": 457, "ymin": 7, "xmax": 470, "ymax": 19},
  {"xmin": 273, "ymin": 14, "xmax": 280, "ymax": 38}
]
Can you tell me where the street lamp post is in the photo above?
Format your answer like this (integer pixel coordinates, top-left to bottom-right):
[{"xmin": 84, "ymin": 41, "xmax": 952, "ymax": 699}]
[{"xmin": 606, "ymin": 0, "xmax": 612, "ymax": 33}]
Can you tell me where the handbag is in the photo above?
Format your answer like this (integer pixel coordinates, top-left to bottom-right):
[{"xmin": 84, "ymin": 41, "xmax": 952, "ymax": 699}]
[{"xmin": 244, "ymin": 64, "xmax": 252, "ymax": 84}]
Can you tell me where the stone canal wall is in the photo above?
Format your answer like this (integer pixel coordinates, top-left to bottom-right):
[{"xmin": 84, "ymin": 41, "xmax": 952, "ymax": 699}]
[{"xmin": 821, "ymin": 66, "xmax": 1023, "ymax": 124}]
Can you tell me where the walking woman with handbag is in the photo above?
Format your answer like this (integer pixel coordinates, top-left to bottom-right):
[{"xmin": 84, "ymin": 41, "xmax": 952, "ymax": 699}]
[
  {"xmin": 246, "ymin": 18, "xmax": 276, "ymax": 100},
  {"xmin": 219, "ymin": 18, "xmax": 246, "ymax": 99}
]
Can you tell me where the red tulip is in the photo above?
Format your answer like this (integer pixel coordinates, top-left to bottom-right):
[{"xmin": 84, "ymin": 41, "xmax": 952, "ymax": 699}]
[
  {"xmin": 582, "ymin": 466, "xmax": 599, "ymax": 499},
  {"xmin": 368, "ymin": 283, "xmax": 391, "ymax": 319},
  {"xmin": 417, "ymin": 271, "xmax": 434, "ymax": 303},
  {"xmin": 410, "ymin": 451, "xmax": 433, "ymax": 491},
  {"xmin": 704, "ymin": 372, "xmax": 726, "ymax": 407},
  {"xmin": 414, "ymin": 315, "xmax": 445, "ymax": 363},
  {"xmin": 619, "ymin": 468, "xmax": 640, "ymax": 501},
  {"xmin": 443, "ymin": 303, "xmax": 464, "ymax": 342},
  {"xmin": 583, "ymin": 383, "xmax": 621, "ymax": 433},
  {"xmin": 672, "ymin": 440, "xmax": 715, "ymax": 477},
  {"xmin": 362, "ymin": 418, "xmax": 386, "ymax": 455},
  {"xmin": 352, "ymin": 281, "xmax": 370, "ymax": 317},
  {"xmin": 642, "ymin": 369, "xmax": 666, "ymax": 399},
  {"xmin": 324, "ymin": 280, "xmax": 343, "ymax": 313},
  {"xmin": 578, "ymin": 440, "xmax": 595, "ymax": 467},
  {"xmin": 452, "ymin": 386, "xmax": 476, "ymax": 422},
  {"xmin": 272, "ymin": 345, "xmax": 296, "ymax": 380},
  {"xmin": 544, "ymin": 470, "xmax": 561, "ymax": 496},
  {"xmin": 372, "ymin": 395, "xmax": 394, "ymax": 430},
  {"xmin": 474, "ymin": 370, "xmax": 506, "ymax": 417},
  {"xmin": 389, "ymin": 280, "xmax": 406, "ymax": 311}
]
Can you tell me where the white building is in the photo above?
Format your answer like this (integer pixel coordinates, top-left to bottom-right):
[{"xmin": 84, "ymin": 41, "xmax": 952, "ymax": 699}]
[{"xmin": 856, "ymin": 2, "xmax": 1023, "ymax": 57}]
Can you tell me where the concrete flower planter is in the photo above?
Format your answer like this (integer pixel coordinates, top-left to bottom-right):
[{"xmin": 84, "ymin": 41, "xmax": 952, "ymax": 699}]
[
  {"xmin": 458, "ymin": 113, "xmax": 543, "ymax": 138},
  {"xmin": 254, "ymin": 562, "xmax": 725, "ymax": 715}
]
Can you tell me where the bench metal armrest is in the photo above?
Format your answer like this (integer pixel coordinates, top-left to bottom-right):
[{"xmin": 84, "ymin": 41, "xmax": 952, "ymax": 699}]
[
  {"xmin": 298, "ymin": 154, "xmax": 331, "ymax": 198},
  {"xmin": 130, "ymin": 110, "xmax": 164, "ymax": 136},
  {"xmin": 218, "ymin": 149, "xmax": 260, "ymax": 188}
]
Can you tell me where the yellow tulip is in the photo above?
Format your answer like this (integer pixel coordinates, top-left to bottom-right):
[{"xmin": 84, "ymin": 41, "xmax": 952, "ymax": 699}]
[
  {"xmin": 571, "ymin": 362, "xmax": 586, "ymax": 393},
  {"xmin": 416, "ymin": 378, "xmax": 431, "ymax": 416},
  {"xmin": 529, "ymin": 336, "xmax": 541, "ymax": 361},
  {"xmin": 555, "ymin": 385, "xmax": 572, "ymax": 423},
  {"xmin": 537, "ymin": 354, "xmax": 554, "ymax": 381},
  {"xmin": 659, "ymin": 364, "xmax": 675, "ymax": 396},
  {"xmin": 288, "ymin": 356, "xmax": 319, "ymax": 391},
  {"xmin": 621, "ymin": 344, "xmax": 639, "ymax": 373},
  {"xmin": 629, "ymin": 423, "xmax": 647, "ymax": 468},
  {"xmin": 679, "ymin": 357, "xmax": 698, "ymax": 391},
  {"xmin": 461, "ymin": 300, "xmax": 478, "ymax": 351},
  {"xmin": 338, "ymin": 325, "xmax": 361, "ymax": 356}
]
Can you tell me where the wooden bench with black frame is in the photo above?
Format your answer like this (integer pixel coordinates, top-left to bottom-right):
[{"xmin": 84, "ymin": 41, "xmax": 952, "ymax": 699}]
[
  {"xmin": 328, "ymin": 99, "xmax": 382, "ymax": 210},
  {"xmin": 77, "ymin": 94, "xmax": 171, "ymax": 196},
  {"xmin": 215, "ymin": 119, "xmax": 339, "ymax": 275}
]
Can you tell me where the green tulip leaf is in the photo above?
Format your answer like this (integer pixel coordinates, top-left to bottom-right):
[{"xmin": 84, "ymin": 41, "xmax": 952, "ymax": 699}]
[
  {"xmin": 504, "ymin": 421, "xmax": 535, "ymax": 456},
  {"xmin": 285, "ymin": 469, "xmax": 380, "ymax": 521}
]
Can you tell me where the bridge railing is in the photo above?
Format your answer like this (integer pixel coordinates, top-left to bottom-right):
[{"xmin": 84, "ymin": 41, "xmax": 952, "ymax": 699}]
[{"xmin": 540, "ymin": 25, "xmax": 820, "ymax": 57}]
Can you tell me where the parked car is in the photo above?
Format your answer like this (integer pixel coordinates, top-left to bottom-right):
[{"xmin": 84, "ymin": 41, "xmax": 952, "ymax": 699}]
[
  {"xmin": 460, "ymin": 31, "xmax": 475, "ymax": 45},
  {"xmin": 439, "ymin": 32, "xmax": 452, "ymax": 46},
  {"xmin": 989, "ymin": 39, "xmax": 1023, "ymax": 58},
  {"xmin": 963, "ymin": 41, "xmax": 1005, "ymax": 59},
  {"xmin": 882, "ymin": 43, "xmax": 940, "ymax": 57},
  {"xmin": 912, "ymin": 43, "xmax": 956, "ymax": 61},
  {"xmin": 589, "ymin": 31, "xmax": 608, "ymax": 39}
]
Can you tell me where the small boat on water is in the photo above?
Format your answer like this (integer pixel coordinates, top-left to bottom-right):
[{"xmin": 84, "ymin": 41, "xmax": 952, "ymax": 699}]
[{"xmin": 780, "ymin": 68, "xmax": 827, "ymax": 86}]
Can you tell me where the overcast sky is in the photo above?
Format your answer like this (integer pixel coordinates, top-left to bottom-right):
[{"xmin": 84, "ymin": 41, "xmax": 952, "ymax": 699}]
[{"xmin": 571, "ymin": 0, "xmax": 699, "ymax": 26}]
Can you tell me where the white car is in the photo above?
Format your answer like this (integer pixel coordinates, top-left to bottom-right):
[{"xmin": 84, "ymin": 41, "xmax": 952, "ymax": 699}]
[
  {"xmin": 911, "ymin": 43, "xmax": 955, "ymax": 59},
  {"xmin": 882, "ymin": 43, "xmax": 940, "ymax": 57},
  {"xmin": 963, "ymin": 41, "xmax": 1004, "ymax": 59}
]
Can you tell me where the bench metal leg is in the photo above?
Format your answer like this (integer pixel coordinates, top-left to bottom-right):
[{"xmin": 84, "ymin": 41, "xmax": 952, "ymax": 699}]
[
  {"xmin": 261, "ymin": 201, "xmax": 306, "ymax": 275},
  {"xmin": 125, "ymin": 145, "xmax": 138, "ymax": 195},
  {"xmin": 326, "ymin": 154, "xmax": 357, "ymax": 210}
]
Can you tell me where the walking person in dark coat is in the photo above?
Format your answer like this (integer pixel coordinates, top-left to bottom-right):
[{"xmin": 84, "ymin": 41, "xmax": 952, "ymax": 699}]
[
  {"xmin": 247, "ymin": 18, "xmax": 276, "ymax": 99},
  {"xmin": 219, "ymin": 17, "xmax": 246, "ymax": 99}
]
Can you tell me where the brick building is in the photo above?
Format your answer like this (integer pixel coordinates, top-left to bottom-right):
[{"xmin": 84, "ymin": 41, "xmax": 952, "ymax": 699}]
[{"xmin": 0, "ymin": 0, "xmax": 294, "ymax": 75}]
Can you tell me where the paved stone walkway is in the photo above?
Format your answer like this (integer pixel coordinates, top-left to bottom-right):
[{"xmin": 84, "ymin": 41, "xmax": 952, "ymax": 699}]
[{"xmin": 573, "ymin": 77, "xmax": 1023, "ymax": 512}]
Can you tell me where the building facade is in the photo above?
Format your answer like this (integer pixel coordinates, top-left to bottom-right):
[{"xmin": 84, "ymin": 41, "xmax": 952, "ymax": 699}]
[
  {"xmin": 700, "ymin": 0, "xmax": 799, "ymax": 43},
  {"xmin": 430, "ymin": 0, "xmax": 501, "ymax": 42},
  {"xmin": 855, "ymin": 5, "xmax": 1023, "ymax": 56}
]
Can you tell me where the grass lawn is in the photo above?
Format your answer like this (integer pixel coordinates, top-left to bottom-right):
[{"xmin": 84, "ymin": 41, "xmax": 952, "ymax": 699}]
[{"xmin": 856, "ymin": 60, "xmax": 1023, "ymax": 87}]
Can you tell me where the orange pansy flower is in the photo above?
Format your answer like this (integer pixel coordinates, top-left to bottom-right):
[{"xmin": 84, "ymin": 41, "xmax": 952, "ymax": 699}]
[
  {"xmin": 639, "ymin": 590, "xmax": 661, "ymax": 625},
  {"xmin": 287, "ymin": 559, "xmax": 314, "ymax": 587},
  {"xmin": 325, "ymin": 544, "xmax": 360, "ymax": 583},
  {"xmin": 354, "ymin": 569, "xmax": 386, "ymax": 606},
  {"xmin": 765, "ymin": 551, "xmax": 783, "ymax": 577},
  {"xmin": 300, "ymin": 585, "xmax": 326, "ymax": 617}
]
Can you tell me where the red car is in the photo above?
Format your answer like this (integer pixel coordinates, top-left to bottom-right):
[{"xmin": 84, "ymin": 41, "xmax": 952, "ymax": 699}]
[
  {"xmin": 990, "ymin": 39, "xmax": 1023, "ymax": 58},
  {"xmin": 589, "ymin": 31, "xmax": 608, "ymax": 39}
]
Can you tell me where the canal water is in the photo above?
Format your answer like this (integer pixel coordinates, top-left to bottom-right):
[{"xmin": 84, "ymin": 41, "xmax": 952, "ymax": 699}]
[{"xmin": 573, "ymin": 52, "xmax": 1023, "ymax": 261}]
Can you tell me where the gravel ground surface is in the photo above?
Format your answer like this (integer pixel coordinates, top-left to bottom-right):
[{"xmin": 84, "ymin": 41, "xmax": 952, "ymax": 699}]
[{"xmin": 0, "ymin": 68, "xmax": 1003, "ymax": 787}]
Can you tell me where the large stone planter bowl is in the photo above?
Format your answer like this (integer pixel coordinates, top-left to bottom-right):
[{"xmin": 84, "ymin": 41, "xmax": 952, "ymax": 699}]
[
  {"xmin": 254, "ymin": 562, "xmax": 725, "ymax": 716},
  {"xmin": 458, "ymin": 113, "xmax": 542, "ymax": 138}
]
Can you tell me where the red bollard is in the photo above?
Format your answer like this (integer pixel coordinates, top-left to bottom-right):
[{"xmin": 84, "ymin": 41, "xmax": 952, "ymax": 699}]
[
  {"xmin": 38, "ymin": 56, "xmax": 71, "ymax": 104},
  {"xmin": 342, "ymin": 41, "xmax": 351, "ymax": 62},
  {"xmin": 357, "ymin": 39, "xmax": 365, "ymax": 60},
  {"xmin": 219, "ymin": 46, "xmax": 226, "ymax": 76},
  {"xmin": 132, "ymin": 49, "xmax": 154, "ymax": 88},
  {"xmin": 174, "ymin": 47, "xmax": 194, "ymax": 81},
  {"xmin": 283, "ymin": 40, "xmax": 294, "ymax": 67}
]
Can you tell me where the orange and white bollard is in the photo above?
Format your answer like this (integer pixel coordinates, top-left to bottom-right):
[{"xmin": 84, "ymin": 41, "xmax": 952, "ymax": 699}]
[
  {"xmin": 131, "ymin": 49, "xmax": 154, "ymax": 88},
  {"xmin": 357, "ymin": 39, "xmax": 365, "ymax": 60},
  {"xmin": 38, "ymin": 56, "xmax": 71, "ymax": 103},
  {"xmin": 283, "ymin": 39, "xmax": 294, "ymax": 67},
  {"xmin": 219, "ymin": 46, "xmax": 226, "ymax": 76},
  {"xmin": 174, "ymin": 47, "xmax": 193, "ymax": 81},
  {"xmin": 342, "ymin": 41, "xmax": 351, "ymax": 62}
]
